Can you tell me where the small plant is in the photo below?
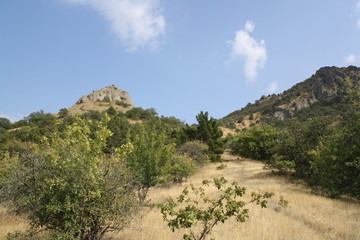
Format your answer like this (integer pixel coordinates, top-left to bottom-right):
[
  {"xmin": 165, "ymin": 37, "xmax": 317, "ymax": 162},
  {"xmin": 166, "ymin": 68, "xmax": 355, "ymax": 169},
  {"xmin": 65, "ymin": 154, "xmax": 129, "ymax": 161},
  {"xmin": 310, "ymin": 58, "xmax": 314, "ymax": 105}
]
[
  {"xmin": 216, "ymin": 163, "xmax": 227, "ymax": 170},
  {"xmin": 159, "ymin": 177, "xmax": 273, "ymax": 240}
]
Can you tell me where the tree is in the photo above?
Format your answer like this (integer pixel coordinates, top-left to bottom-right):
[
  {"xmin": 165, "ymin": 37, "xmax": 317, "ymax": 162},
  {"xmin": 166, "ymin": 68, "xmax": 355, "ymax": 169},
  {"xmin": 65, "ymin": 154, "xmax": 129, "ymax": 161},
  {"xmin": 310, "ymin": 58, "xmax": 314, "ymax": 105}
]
[
  {"xmin": 167, "ymin": 155, "xmax": 197, "ymax": 183},
  {"xmin": 126, "ymin": 122, "xmax": 173, "ymax": 202},
  {"xmin": 272, "ymin": 118, "xmax": 329, "ymax": 178},
  {"xmin": 106, "ymin": 106, "xmax": 117, "ymax": 116},
  {"xmin": 309, "ymin": 81, "xmax": 360, "ymax": 199},
  {"xmin": 195, "ymin": 111, "xmax": 225, "ymax": 161},
  {"xmin": 230, "ymin": 124, "xmax": 279, "ymax": 161},
  {"xmin": 58, "ymin": 108, "xmax": 69, "ymax": 118},
  {"xmin": 0, "ymin": 117, "xmax": 11, "ymax": 130},
  {"xmin": 0, "ymin": 115, "xmax": 137, "ymax": 239},
  {"xmin": 159, "ymin": 177, "xmax": 273, "ymax": 240},
  {"xmin": 176, "ymin": 140, "xmax": 209, "ymax": 166}
]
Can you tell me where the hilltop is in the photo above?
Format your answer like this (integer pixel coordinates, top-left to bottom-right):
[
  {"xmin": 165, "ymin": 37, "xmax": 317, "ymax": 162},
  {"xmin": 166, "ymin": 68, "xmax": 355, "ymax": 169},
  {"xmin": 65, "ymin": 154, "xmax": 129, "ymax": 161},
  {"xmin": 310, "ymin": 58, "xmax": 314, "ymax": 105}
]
[
  {"xmin": 221, "ymin": 66, "xmax": 360, "ymax": 129},
  {"xmin": 67, "ymin": 85, "xmax": 135, "ymax": 115}
]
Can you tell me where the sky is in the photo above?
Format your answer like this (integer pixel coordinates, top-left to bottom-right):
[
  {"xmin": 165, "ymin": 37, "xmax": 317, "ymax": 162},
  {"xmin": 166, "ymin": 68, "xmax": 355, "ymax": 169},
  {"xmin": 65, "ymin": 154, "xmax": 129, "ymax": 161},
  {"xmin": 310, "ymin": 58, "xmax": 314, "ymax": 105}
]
[{"xmin": 1, "ymin": 0, "xmax": 360, "ymax": 124}]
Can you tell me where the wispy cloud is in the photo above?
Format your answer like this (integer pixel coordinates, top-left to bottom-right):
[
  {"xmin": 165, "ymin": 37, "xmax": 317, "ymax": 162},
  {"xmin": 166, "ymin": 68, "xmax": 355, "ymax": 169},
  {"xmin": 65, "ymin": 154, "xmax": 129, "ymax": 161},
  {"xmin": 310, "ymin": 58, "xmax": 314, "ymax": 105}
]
[
  {"xmin": 226, "ymin": 20, "xmax": 267, "ymax": 82},
  {"xmin": 62, "ymin": 0, "xmax": 166, "ymax": 51},
  {"xmin": 344, "ymin": 53, "xmax": 358, "ymax": 64},
  {"xmin": 265, "ymin": 81, "xmax": 278, "ymax": 94}
]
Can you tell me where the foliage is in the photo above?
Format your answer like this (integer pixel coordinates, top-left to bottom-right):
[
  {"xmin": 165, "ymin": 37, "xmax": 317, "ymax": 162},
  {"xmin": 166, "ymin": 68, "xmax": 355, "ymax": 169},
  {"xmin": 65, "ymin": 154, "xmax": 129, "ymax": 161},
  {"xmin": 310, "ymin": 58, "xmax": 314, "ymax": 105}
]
[
  {"xmin": 106, "ymin": 106, "xmax": 117, "ymax": 115},
  {"xmin": 272, "ymin": 118, "xmax": 330, "ymax": 178},
  {"xmin": 167, "ymin": 155, "xmax": 197, "ymax": 183},
  {"xmin": 176, "ymin": 141, "xmax": 209, "ymax": 166},
  {"xmin": 230, "ymin": 124, "xmax": 279, "ymax": 161},
  {"xmin": 309, "ymin": 82, "xmax": 360, "ymax": 199},
  {"xmin": 58, "ymin": 108, "xmax": 69, "ymax": 118},
  {"xmin": 0, "ymin": 115, "xmax": 137, "ymax": 239},
  {"xmin": 126, "ymin": 122, "xmax": 173, "ymax": 202},
  {"xmin": 0, "ymin": 117, "xmax": 11, "ymax": 131},
  {"xmin": 125, "ymin": 107, "xmax": 158, "ymax": 120},
  {"xmin": 195, "ymin": 111, "xmax": 225, "ymax": 161},
  {"xmin": 159, "ymin": 177, "xmax": 273, "ymax": 240},
  {"xmin": 24, "ymin": 110, "xmax": 57, "ymax": 128},
  {"xmin": 106, "ymin": 114, "xmax": 131, "ymax": 150},
  {"xmin": 115, "ymin": 100, "xmax": 131, "ymax": 108}
]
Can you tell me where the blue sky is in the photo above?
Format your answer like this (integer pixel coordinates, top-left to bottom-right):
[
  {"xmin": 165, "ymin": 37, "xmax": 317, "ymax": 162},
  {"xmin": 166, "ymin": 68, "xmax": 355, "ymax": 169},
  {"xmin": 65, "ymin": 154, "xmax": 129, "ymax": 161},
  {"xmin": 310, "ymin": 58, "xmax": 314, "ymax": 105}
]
[{"xmin": 1, "ymin": 0, "xmax": 360, "ymax": 123}]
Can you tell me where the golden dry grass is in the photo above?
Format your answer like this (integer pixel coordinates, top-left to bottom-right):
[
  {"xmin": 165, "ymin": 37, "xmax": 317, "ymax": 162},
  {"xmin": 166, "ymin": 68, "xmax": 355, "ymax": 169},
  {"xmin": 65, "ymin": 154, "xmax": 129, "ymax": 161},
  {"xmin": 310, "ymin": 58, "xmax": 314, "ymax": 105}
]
[
  {"xmin": 1, "ymin": 152, "xmax": 359, "ymax": 240},
  {"xmin": 112, "ymin": 152, "xmax": 360, "ymax": 240}
]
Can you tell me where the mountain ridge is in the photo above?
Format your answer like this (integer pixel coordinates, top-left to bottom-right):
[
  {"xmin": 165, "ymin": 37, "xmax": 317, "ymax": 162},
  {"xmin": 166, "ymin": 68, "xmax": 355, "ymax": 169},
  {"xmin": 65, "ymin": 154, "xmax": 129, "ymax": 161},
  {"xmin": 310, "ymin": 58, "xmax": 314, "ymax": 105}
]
[{"xmin": 221, "ymin": 65, "xmax": 360, "ymax": 128}]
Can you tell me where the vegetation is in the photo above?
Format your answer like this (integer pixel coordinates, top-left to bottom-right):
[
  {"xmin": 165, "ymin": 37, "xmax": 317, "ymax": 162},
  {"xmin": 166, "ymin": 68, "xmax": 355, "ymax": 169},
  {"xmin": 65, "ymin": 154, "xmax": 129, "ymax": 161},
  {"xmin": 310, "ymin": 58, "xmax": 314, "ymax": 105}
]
[
  {"xmin": 159, "ymin": 177, "xmax": 273, "ymax": 240},
  {"xmin": 0, "ymin": 115, "xmax": 137, "ymax": 239},
  {"xmin": 229, "ymin": 77, "xmax": 360, "ymax": 199}
]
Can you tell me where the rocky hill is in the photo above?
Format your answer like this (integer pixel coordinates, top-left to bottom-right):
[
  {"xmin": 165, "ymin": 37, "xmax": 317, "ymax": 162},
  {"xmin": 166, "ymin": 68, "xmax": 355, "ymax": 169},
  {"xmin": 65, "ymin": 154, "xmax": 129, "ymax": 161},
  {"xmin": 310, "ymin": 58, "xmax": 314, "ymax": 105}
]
[
  {"xmin": 221, "ymin": 66, "xmax": 360, "ymax": 128},
  {"xmin": 67, "ymin": 85, "xmax": 135, "ymax": 114}
]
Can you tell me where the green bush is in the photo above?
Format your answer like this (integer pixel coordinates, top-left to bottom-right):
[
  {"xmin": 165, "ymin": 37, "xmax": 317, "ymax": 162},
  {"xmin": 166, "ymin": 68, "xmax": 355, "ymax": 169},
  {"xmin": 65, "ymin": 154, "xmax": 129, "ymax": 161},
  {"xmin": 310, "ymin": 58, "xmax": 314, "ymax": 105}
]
[
  {"xmin": 230, "ymin": 124, "xmax": 278, "ymax": 161},
  {"xmin": 0, "ymin": 115, "xmax": 137, "ymax": 239}
]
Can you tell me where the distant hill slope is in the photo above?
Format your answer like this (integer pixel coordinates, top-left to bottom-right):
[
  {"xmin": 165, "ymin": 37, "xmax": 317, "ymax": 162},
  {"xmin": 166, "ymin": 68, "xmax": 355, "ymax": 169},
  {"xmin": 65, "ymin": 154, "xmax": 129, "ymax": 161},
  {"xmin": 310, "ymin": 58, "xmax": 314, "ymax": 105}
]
[
  {"xmin": 67, "ymin": 85, "xmax": 135, "ymax": 114},
  {"xmin": 221, "ymin": 66, "xmax": 360, "ymax": 128}
]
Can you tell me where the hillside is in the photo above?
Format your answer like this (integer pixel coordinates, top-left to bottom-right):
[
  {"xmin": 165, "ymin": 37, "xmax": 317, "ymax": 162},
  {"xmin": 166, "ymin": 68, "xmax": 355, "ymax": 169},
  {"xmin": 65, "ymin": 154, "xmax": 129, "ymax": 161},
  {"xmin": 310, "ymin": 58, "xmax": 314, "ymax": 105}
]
[
  {"xmin": 221, "ymin": 66, "xmax": 360, "ymax": 128},
  {"xmin": 2, "ymin": 153, "xmax": 359, "ymax": 240}
]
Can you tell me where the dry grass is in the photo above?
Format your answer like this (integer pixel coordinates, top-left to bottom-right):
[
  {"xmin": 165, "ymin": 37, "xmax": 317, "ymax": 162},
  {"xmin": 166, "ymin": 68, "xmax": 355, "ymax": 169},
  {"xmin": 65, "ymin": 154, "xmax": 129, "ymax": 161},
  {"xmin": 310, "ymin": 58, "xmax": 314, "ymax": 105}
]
[
  {"xmin": 112, "ymin": 152, "xmax": 360, "ymax": 240},
  {"xmin": 1, "ymin": 152, "xmax": 359, "ymax": 240},
  {"xmin": 0, "ymin": 206, "xmax": 28, "ymax": 238}
]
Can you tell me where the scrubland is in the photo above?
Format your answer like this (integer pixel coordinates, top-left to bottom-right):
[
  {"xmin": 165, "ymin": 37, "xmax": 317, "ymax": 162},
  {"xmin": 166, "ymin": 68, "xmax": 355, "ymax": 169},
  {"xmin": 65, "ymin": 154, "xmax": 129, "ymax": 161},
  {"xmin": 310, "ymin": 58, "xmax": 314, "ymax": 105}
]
[{"xmin": 1, "ymin": 152, "xmax": 359, "ymax": 240}]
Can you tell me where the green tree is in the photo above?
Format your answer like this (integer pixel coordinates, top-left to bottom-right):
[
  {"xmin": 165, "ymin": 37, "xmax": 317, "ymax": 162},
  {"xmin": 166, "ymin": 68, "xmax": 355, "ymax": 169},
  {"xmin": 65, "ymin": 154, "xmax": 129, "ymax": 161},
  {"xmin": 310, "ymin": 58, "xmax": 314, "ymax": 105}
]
[
  {"xmin": 127, "ymin": 122, "xmax": 173, "ymax": 202},
  {"xmin": 272, "ymin": 118, "xmax": 329, "ymax": 178},
  {"xmin": 167, "ymin": 155, "xmax": 197, "ymax": 183},
  {"xmin": 106, "ymin": 106, "xmax": 117, "ymax": 116},
  {"xmin": 176, "ymin": 140, "xmax": 209, "ymax": 166},
  {"xmin": 0, "ymin": 117, "xmax": 11, "ymax": 131},
  {"xmin": 0, "ymin": 115, "xmax": 137, "ymax": 239},
  {"xmin": 58, "ymin": 108, "xmax": 69, "ymax": 118},
  {"xmin": 230, "ymin": 124, "xmax": 279, "ymax": 161},
  {"xmin": 309, "ymin": 81, "xmax": 360, "ymax": 199},
  {"xmin": 159, "ymin": 177, "xmax": 273, "ymax": 240},
  {"xmin": 195, "ymin": 111, "xmax": 225, "ymax": 161}
]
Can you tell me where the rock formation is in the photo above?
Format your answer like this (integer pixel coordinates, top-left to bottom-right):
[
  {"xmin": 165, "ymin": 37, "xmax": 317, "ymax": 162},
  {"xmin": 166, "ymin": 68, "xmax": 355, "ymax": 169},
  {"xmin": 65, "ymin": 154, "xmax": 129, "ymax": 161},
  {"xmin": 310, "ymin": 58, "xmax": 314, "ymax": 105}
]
[{"xmin": 68, "ymin": 85, "xmax": 135, "ymax": 114}]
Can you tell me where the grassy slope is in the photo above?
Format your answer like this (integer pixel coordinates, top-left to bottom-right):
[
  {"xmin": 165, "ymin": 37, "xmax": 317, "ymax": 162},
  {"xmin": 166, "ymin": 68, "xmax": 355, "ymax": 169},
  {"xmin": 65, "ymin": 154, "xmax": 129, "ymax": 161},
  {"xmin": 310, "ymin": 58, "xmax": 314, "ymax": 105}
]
[{"xmin": 1, "ymin": 152, "xmax": 359, "ymax": 240}]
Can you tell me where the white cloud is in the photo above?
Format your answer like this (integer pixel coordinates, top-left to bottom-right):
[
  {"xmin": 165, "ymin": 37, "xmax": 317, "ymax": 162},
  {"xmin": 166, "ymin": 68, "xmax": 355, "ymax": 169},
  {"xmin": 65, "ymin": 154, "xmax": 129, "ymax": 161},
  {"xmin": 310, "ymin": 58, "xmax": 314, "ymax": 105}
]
[
  {"xmin": 226, "ymin": 20, "xmax": 267, "ymax": 82},
  {"xmin": 265, "ymin": 81, "xmax": 278, "ymax": 94},
  {"xmin": 344, "ymin": 53, "xmax": 357, "ymax": 63},
  {"xmin": 344, "ymin": 53, "xmax": 360, "ymax": 64},
  {"xmin": 62, "ymin": 0, "xmax": 166, "ymax": 51}
]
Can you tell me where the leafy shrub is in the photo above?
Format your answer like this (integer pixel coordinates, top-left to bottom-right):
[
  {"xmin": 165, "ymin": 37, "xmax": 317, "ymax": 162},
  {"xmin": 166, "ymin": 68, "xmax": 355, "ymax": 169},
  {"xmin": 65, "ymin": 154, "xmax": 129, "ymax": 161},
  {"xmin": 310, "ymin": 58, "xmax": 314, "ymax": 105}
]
[
  {"xmin": 230, "ymin": 124, "xmax": 279, "ymax": 161},
  {"xmin": 159, "ymin": 177, "xmax": 273, "ymax": 240},
  {"xmin": 176, "ymin": 140, "xmax": 209, "ymax": 166},
  {"xmin": 0, "ymin": 115, "xmax": 137, "ymax": 239},
  {"xmin": 167, "ymin": 155, "xmax": 197, "ymax": 183}
]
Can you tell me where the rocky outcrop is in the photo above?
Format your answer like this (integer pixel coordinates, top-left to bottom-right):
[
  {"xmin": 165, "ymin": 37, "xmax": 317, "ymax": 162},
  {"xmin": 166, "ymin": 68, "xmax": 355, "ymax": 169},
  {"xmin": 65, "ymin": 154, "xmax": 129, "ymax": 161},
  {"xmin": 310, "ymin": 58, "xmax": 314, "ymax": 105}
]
[
  {"xmin": 76, "ymin": 85, "xmax": 134, "ymax": 107},
  {"xmin": 271, "ymin": 66, "xmax": 360, "ymax": 120},
  {"xmin": 67, "ymin": 85, "xmax": 135, "ymax": 115},
  {"xmin": 223, "ymin": 66, "xmax": 360, "ymax": 124}
]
